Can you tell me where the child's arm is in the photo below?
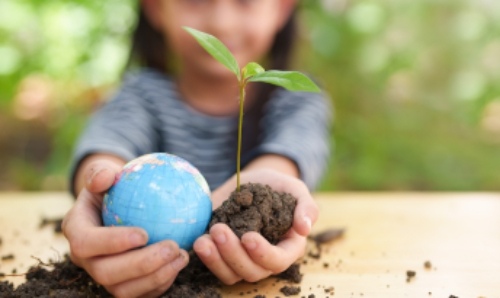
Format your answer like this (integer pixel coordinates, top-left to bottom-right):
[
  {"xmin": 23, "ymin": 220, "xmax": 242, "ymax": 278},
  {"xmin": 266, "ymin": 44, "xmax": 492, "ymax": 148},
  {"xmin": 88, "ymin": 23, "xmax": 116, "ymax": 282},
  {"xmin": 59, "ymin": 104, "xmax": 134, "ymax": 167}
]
[
  {"xmin": 244, "ymin": 153, "xmax": 300, "ymax": 177},
  {"xmin": 195, "ymin": 155, "xmax": 318, "ymax": 285},
  {"xmin": 63, "ymin": 157, "xmax": 189, "ymax": 297}
]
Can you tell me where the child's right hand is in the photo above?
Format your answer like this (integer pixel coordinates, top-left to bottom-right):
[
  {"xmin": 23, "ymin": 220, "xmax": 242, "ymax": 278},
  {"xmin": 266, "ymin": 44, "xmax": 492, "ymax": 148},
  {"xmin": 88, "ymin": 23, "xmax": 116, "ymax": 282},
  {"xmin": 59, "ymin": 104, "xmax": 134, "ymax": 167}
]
[{"xmin": 62, "ymin": 163, "xmax": 189, "ymax": 298}]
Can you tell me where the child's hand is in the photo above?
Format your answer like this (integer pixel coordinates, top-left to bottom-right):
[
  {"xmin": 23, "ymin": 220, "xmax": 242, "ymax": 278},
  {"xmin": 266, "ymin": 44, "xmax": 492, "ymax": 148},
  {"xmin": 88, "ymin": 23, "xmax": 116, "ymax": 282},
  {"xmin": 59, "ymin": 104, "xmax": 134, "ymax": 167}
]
[
  {"xmin": 62, "ymin": 163, "xmax": 189, "ymax": 298},
  {"xmin": 193, "ymin": 169, "xmax": 319, "ymax": 285}
]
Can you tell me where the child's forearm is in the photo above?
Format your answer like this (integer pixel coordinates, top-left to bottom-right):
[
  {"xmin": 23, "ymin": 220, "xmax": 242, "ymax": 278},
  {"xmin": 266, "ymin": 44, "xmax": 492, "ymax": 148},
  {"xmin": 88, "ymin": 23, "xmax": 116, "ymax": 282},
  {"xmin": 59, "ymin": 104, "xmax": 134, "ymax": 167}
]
[
  {"xmin": 243, "ymin": 154, "xmax": 300, "ymax": 178},
  {"xmin": 73, "ymin": 154, "xmax": 126, "ymax": 196}
]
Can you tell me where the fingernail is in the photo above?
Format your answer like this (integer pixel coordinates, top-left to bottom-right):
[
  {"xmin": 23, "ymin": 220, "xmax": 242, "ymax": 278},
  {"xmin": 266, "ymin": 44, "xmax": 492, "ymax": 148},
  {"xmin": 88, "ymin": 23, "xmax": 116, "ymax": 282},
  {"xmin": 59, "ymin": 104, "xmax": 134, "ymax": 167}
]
[
  {"xmin": 199, "ymin": 247, "xmax": 211, "ymax": 257},
  {"xmin": 87, "ymin": 166, "xmax": 104, "ymax": 185},
  {"xmin": 171, "ymin": 253, "xmax": 186, "ymax": 270},
  {"xmin": 214, "ymin": 232, "xmax": 226, "ymax": 244},
  {"xmin": 244, "ymin": 240, "xmax": 257, "ymax": 250},
  {"xmin": 130, "ymin": 232, "xmax": 145, "ymax": 246},
  {"xmin": 161, "ymin": 246, "xmax": 173, "ymax": 260},
  {"xmin": 303, "ymin": 216, "xmax": 312, "ymax": 231}
]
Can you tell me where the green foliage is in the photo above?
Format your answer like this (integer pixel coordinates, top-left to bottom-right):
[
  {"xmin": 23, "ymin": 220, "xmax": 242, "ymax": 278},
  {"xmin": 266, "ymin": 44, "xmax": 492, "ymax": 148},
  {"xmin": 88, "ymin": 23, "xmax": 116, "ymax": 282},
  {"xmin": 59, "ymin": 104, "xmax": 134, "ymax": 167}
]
[
  {"xmin": 298, "ymin": 0, "xmax": 500, "ymax": 191},
  {"xmin": 183, "ymin": 27, "xmax": 320, "ymax": 93},
  {"xmin": 0, "ymin": 0, "xmax": 136, "ymax": 191},
  {"xmin": 248, "ymin": 71, "xmax": 320, "ymax": 93},
  {"xmin": 242, "ymin": 62, "xmax": 265, "ymax": 80},
  {"xmin": 183, "ymin": 27, "xmax": 241, "ymax": 78},
  {"xmin": 1, "ymin": 0, "xmax": 500, "ymax": 191}
]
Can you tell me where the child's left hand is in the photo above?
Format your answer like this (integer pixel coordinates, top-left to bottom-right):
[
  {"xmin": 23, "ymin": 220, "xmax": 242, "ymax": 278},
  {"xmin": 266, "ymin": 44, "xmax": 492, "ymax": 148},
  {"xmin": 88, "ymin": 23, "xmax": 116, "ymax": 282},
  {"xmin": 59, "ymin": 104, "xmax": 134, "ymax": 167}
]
[{"xmin": 193, "ymin": 169, "xmax": 318, "ymax": 285}]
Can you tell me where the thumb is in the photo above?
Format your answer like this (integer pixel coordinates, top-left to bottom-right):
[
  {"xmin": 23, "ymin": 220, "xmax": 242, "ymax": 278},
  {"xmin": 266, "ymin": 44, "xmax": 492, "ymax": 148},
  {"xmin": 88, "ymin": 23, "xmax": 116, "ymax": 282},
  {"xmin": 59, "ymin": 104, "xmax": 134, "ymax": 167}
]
[
  {"xmin": 293, "ymin": 199, "xmax": 319, "ymax": 237},
  {"xmin": 85, "ymin": 165, "xmax": 119, "ymax": 194}
]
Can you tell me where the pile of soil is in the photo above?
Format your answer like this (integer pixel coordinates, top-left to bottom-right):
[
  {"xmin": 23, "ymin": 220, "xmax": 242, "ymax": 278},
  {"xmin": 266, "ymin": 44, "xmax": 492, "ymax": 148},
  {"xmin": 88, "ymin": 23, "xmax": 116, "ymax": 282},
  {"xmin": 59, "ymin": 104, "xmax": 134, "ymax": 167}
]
[
  {"xmin": 209, "ymin": 182, "xmax": 297, "ymax": 244},
  {"xmin": 0, "ymin": 183, "xmax": 307, "ymax": 297}
]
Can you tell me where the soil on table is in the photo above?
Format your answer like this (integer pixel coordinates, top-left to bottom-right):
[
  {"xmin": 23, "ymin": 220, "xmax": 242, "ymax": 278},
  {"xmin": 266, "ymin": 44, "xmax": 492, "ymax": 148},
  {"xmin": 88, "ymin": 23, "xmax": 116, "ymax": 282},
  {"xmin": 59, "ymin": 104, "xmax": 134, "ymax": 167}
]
[{"xmin": 0, "ymin": 182, "xmax": 306, "ymax": 297}]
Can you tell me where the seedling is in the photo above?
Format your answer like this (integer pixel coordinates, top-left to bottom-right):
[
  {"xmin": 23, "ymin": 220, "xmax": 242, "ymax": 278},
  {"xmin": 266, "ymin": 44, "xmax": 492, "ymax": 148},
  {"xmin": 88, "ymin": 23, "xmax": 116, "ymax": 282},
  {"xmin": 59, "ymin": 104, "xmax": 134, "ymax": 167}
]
[{"xmin": 185, "ymin": 27, "xmax": 320, "ymax": 192}]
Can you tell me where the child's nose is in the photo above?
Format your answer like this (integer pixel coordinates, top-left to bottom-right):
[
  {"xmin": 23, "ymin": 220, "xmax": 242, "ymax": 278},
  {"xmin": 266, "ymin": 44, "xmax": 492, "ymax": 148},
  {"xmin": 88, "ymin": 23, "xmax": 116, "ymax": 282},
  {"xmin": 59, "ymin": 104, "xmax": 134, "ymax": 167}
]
[{"xmin": 206, "ymin": 2, "xmax": 240, "ymax": 36}]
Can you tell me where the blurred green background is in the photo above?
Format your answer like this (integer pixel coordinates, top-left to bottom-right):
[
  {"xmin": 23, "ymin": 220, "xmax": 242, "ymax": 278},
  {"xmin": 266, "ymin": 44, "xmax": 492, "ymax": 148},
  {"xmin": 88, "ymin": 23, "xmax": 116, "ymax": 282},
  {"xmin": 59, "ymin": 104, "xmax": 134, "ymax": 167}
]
[{"xmin": 1, "ymin": 0, "xmax": 499, "ymax": 191}]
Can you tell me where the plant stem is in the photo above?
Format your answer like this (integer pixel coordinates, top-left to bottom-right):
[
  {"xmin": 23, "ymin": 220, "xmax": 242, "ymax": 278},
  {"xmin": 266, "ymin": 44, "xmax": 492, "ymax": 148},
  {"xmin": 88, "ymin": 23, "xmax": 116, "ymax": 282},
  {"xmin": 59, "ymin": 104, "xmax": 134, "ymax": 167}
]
[{"xmin": 236, "ymin": 81, "xmax": 246, "ymax": 192}]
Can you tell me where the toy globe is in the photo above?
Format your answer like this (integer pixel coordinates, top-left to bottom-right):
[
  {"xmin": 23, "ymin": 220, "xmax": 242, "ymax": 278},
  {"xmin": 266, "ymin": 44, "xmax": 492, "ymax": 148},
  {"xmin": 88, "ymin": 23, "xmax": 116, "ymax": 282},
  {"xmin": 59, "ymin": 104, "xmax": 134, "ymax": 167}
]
[{"xmin": 102, "ymin": 153, "xmax": 212, "ymax": 250}]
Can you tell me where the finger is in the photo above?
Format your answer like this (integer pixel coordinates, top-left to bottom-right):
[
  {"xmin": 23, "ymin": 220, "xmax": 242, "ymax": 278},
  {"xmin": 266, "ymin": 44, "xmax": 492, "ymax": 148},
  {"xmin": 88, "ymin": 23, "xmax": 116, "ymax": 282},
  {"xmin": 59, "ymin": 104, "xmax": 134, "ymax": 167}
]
[
  {"xmin": 139, "ymin": 282, "xmax": 175, "ymax": 298},
  {"xmin": 64, "ymin": 186, "xmax": 150, "ymax": 258},
  {"xmin": 87, "ymin": 241, "xmax": 182, "ymax": 286},
  {"xmin": 293, "ymin": 192, "xmax": 319, "ymax": 236},
  {"xmin": 63, "ymin": 190, "xmax": 149, "ymax": 259},
  {"xmin": 64, "ymin": 188, "xmax": 105, "ymax": 228},
  {"xmin": 193, "ymin": 234, "xmax": 240, "ymax": 285},
  {"xmin": 210, "ymin": 224, "xmax": 271, "ymax": 282},
  {"xmin": 107, "ymin": 250, "xmax": 188, "ymax": 298},
  {"xmin": 86, "ymin": 164, "xmax": 118, "ymax": 194},
  {"xmin": 69, "ymin": 225, "xmax": 148, "ymax": 259},
  {"xmin": 241, "ymin": 230, "xmax": 306, "ymax": 274}
]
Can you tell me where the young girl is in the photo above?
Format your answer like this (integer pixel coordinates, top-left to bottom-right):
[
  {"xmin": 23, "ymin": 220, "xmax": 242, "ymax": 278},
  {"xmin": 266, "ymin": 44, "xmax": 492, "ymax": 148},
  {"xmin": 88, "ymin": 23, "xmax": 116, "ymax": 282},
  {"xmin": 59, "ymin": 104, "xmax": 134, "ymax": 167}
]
[{"xmin": 62, "ymin": 0, "xmax": 331, "ymax": 297}]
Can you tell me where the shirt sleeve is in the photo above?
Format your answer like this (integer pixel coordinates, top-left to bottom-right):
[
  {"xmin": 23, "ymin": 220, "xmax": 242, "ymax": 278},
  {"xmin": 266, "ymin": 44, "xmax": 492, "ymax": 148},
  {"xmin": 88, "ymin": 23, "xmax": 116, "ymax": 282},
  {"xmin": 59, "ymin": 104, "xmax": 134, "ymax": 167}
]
[
  {"xmin": 69, "ymin": 75, "xmax": 159, "ymax": 195},
  {"xmin": 248, "ymin": 88, "xmax": 333, "ymax": 190}
]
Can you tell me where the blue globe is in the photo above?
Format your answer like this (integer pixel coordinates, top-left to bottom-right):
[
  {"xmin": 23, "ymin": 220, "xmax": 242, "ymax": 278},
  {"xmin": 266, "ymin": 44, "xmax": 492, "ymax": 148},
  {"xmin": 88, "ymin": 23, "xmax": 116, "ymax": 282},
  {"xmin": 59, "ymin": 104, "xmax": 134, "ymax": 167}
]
[{"xmin": 102, "ymin": 153, "xmax": 212, "ymax": 250}]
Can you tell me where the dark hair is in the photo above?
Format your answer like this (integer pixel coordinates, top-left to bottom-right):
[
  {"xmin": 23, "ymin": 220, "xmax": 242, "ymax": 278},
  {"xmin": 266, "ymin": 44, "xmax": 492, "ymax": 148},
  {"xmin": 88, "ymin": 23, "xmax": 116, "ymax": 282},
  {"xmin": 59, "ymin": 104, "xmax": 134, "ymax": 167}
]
[{"xmin": 127, "ymin": 6, "xmax": 298, "ymax": 157}]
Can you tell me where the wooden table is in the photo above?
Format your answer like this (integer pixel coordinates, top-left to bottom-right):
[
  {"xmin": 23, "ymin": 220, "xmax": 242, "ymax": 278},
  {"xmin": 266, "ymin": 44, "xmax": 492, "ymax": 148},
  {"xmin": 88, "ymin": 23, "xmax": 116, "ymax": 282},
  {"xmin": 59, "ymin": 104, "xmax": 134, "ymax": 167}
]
[{"xmin": 1, "ymin": 192, "xmax": 499, "ymax": 297}]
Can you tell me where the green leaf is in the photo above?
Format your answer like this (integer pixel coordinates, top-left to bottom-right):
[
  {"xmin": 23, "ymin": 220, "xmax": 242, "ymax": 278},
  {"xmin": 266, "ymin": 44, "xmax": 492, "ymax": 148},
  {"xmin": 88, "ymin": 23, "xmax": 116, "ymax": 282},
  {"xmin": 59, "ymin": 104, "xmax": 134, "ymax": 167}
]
[
  {"xmin": 242, "ymin": 62, "xmax": 265, "ymax": 80},
  {"xmin": 184, "ymin": 27, "xmax": 240, "ymax": 78},
  {"xmin": 248, "ymin": 70, "xmax": 321, "ymax": 92}
]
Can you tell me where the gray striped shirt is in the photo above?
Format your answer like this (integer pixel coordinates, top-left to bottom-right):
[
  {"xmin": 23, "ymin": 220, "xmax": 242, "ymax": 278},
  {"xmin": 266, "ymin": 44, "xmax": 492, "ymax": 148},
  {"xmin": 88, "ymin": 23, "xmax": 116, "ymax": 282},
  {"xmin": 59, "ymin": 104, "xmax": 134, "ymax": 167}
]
[{"xmin": 71, "ymin": 69, "xmax": 332, "ymax": 193}]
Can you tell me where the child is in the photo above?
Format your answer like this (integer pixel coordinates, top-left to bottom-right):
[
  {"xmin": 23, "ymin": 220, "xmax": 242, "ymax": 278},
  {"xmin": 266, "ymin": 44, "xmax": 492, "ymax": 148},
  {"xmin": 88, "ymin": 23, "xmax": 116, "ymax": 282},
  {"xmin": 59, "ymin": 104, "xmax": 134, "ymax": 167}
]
[{"xmin": 62, "ymin": 0, "xmax": 332, "ymax": 297}]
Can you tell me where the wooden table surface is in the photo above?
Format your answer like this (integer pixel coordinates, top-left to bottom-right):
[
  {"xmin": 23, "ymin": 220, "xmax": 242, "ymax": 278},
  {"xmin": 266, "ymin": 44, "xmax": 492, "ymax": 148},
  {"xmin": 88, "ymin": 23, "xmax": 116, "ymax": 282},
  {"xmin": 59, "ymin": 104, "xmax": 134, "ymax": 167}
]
[{"xmin": 1, "ymin": 192, "xmax": 499, "ymax": 297}]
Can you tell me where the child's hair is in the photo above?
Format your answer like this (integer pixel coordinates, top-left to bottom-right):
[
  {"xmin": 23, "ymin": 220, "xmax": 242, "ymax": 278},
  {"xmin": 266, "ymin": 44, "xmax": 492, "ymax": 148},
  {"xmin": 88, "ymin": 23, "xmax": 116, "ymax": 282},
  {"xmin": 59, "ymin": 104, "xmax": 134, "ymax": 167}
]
[{"xmin": 126, "ymin": 5, "xmax": 299, "ymax": 155}]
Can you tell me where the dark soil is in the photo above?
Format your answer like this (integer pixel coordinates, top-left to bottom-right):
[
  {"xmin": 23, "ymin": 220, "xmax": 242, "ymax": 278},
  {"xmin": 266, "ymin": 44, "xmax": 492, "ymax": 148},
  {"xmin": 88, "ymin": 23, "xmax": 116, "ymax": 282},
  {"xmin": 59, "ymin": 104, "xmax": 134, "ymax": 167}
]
[
  {"xmin": 406, "ymin": 270, "xmax": 416, "ymax": 282},
  {"xmin": 39, "ymin": 217, "xmax": 63, "ymax": 233},
  {"xmin": 209, "ymin": 182, "xmax": 297, "ymax": 244},
  {"xmin": 310, "ymin": 228, "xmax": 344, "ymax": 244},
  {"xmin": 424, "ymin": 260, "xmax": 432, "ymax": 269},
  {"xmin": 1, "ymin": 254, "xmax": 14, "ymax": 261},
  {"xmin": 280, "ymin": 285, "xmax": 301, "ymax": 296},
  {"xmin": 307, "ymin": 227, "xmax": 345, "ymax": 260},
  {"xmin": 0, "ymin": 183, "xmax": 306, "ymax": 297},
  {"xmin": 275, "ymin": 263, "xmax": 302, "ymax": 283}
]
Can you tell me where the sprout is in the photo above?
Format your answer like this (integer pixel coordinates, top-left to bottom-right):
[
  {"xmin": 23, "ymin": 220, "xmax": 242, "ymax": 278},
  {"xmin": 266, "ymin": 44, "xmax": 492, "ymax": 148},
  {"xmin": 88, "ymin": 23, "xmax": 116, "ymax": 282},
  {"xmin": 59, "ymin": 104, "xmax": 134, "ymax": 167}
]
[{"xmin": 185, "ymin": 27, "xmax": 320, "ymax": 191}]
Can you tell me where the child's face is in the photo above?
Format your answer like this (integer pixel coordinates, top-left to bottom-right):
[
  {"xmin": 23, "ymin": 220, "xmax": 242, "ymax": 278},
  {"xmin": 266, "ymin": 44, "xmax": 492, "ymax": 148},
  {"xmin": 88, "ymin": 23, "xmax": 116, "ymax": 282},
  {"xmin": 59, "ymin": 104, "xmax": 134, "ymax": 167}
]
[{"xmin": 143, "ymin": 0, "xmax": 295, "ymax": 79}]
